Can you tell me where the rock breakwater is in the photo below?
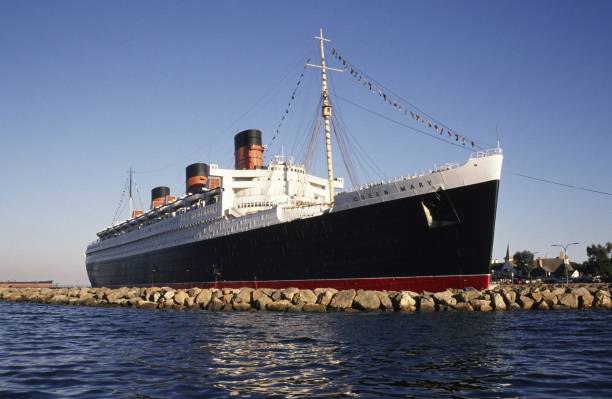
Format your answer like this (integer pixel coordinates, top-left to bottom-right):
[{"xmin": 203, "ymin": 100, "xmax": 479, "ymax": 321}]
[{"xmin": 1, "ymin": 284, "xmax": 610, "ymax": 312}]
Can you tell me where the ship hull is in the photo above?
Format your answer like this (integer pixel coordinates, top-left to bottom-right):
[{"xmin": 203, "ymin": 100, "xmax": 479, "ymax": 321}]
[{"xmin": 87, "ymin": 180, "xmax": 499, "ymax": 291}]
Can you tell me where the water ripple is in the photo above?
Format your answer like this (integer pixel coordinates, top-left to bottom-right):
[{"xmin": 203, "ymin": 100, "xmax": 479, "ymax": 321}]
[{"xmin": 0, "ymin": 302, "xmax": 610, "ymax": 398}]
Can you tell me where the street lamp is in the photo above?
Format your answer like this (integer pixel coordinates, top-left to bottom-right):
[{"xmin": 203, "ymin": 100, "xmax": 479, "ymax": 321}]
[
  {"xmin": 551, "ymin": 242, "xmax": 579, "ymax": 284},
  {"xmin": 151, "ymin": 267, "xmax": 157, "ymax": 287}
]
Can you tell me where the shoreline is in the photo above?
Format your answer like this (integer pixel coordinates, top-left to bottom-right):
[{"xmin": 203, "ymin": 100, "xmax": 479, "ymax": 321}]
[{"xmin": 1, "ymin": 283, "xmax": 610, "ymax": 312}]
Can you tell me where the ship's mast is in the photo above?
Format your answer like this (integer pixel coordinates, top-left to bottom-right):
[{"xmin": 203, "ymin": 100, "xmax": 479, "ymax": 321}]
[
  {"xmin": 307, "ymin": 28, "xmax": 343, "ymax": 206},
  {"xmin": 128, "ymin": 166, "xmax": 133, "ymax": 218}
]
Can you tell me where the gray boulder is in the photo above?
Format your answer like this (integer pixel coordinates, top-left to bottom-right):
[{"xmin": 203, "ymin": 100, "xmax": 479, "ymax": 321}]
[
  {"xmin": 149, "ymin": 291, "xmax": 161, "ymax": 303},
  {"xmin": 329, "ymin": 289, "xmax": 356, "ymax": 309},
  {"xmin": 396, "ymin": 292, "xmax": 417, "ymax": 311},
  {"xmin": 470, "ymin": 299, "xmax": 492, "ymax": 312},
  {"xmin": 138, "ymin": 301, "xmax": 158, "ymax": 310},
  {"xmin": 536, "ymin": 301, "xmax": 550, "ymax": 310},
  {"xmin": 254, "ymin": 295, "xmax": 273, "ymax": 310},
  {"xmin": 127, "ymin": 297, "xmax": 140, "ymax": 307},
  {"xmin": 104, "ymin": 291, "xmax": 124, "ymax": 304},
  {"xmin": 221, "ymin": 293, "xmax": 233, "ymax": 304},
  {"xmin": 594, "ymin": 290, "xmax": 611, "ymax": 308},
  {"xmin": 541, "ymin": 290, "xmax": 558, "ymax": 306},
  {"xmin": 208, "ymin": 298, "xmax": 225, "ymax": 311},
  {"xmin": 558, "ymin": 293, "xmax": 579, "ymax": 309},
  {"xmin": 572, "ymin": 287, "xmax": 594, "ymax": 308},
  {"xmin": 459, "ymin": 289, "xmax": 482, "ymax": 303},
  {"xmin": 492, "ymin": 293, "xmax": 507, "ymax": 311},
  {"xmin": 517, "ymin": 295, "xmax": 534, "ymax": 310},
  {"xmin": 233, "ymin": 302, "xmax": 251, "ymax": 311},
  {"xmin": 317, "ymin": 290, "xmax": 335, "ymax": 307},
  {"xmin": 271, "ymin": 290, "xmax": 283, "ymax": 301},
  {"xmin": 419, "ymin": 296, "xmax": 436, "ymax": 312},
  {"xmin": 162, "ymin": 289, "xmax": 175, "ymax": 301},
  {"xmin": 353, "ymin": 290, "xmax": 381, "ymax": 311},
  {"xmin": 529, "ymin": 291, "xmax": 543, "ymax": 303},
  {"xmin": 501, "ymin": 290, "xmax": 517, "ymax": 306},
  {"xmin": 252, "ymin": 289, "xmax": 269, "ymax": 302},
  {"xmin": 267, "ymin": 299, "xmax": 293, "ymax": 311},
  {"xmin": 293, "ymin": 289, "xmax": 317, "ymax": 305},
  {"xmin": 145, "ymin": 287, "xmax": 158, "ymax": 299},
  {"xmin": 173, "ymin": 290, "xmax": 189, "ymax": 306},
  {"xmin": 455, "ymin": 302, "xmax": 474, "ymax": 311},
  {"xmin": 233, "ymin": 288, "xmax": 253, "ymax": 304},
  {"xmin": 376, "ymin": 292, "xmax": 394, "ymax": 310},
  {"xmin": 552, "ymin": 287, "xmax": 567, "ymax": 296},
  {"xmin": 281, "ymin": 287, "xmax": 300, "ymax": 302},
  {"xmin": 433, "ymin": 290, "xmax": 454, "ymax": 305},
  {"xmin": 3, "ymin": 292, "xmax": 22, "ymax": 302},
  {"xmin": 195, "ymin": 289, "xmax": 212, "ymax": 307},
  {"xmin": 287, "ymin": 303, "xmax": 304, "ymax": 312},
  {"xmin": 303, "ymin": 303, "xmax": 327, "ymax": 312}
]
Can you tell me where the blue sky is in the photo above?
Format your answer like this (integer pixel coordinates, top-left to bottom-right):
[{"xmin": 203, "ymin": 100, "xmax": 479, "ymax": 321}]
[{"xmin": 1, "ymin": 1, "xmax": 610, "ymax": 285}]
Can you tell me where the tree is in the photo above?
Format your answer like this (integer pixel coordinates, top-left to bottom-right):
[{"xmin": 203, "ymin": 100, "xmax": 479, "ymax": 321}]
[
  {"xmin": 582, "ymin": 242, "xmax": 612, "ymax": 277},
  {"xmin": 513, "ymin": 250, "xmax": 535, "ymax": 276}
]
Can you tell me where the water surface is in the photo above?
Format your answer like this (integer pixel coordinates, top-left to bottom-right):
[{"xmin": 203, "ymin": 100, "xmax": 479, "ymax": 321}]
[{"xmin": 0, "ymin": 302, "xmax": 610, "ymax": 398}]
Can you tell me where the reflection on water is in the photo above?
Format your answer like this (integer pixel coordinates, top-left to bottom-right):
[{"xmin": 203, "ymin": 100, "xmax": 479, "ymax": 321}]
[
  {"xmin": 199, "ymin": 312, "xmax": 506, "ymax": 397},
  {"xmin": 0, "ymin": 302, "xmax": 611, "ymax": 398},
  {"xmin": 200, "ymin": 313, "xmax": 357, "ymax": 397}
]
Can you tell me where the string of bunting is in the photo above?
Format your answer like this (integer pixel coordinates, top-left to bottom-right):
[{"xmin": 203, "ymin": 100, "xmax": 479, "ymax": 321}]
[
  {"xmin": 330, "ymin": 48, "xmax": 481, "ymax": 149},
  {"xmin": 268, "ymin": 58, "xmax": 311, "ymax": 147},
  {"xmin": 112, "ymin": 176, "xmax": 130, "ymax": 224}
]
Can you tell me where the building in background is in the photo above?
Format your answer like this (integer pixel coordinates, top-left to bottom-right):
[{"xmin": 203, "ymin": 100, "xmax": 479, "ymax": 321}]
[
  {"xmin": 491, "ymin": 244, "xmax": 517, "ymax": 280},
  {"xmin": 530, "ymin": 251, "xmax": 580, "ymax": 279}
]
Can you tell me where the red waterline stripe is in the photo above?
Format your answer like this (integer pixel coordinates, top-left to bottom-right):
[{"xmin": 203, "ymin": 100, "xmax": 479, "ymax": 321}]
[
  {"xmin": 106, "ymin": 275, "xmax": 490, "ymax": 292},
  {"xmin": 0, "ymin": 282, "xmax": 54, "ymax": 289}
]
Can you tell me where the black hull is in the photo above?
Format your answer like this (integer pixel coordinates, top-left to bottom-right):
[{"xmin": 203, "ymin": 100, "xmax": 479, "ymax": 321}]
[{"xmin": 86, "ymin": 180, "xmax": 499, "ymax": 291}]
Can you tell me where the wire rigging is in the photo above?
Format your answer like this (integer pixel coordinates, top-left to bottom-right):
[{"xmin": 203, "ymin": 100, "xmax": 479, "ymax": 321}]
[
  {"xmin": 334, "ymin": 94, "xmax": 476, "ymax": 152},
  {"xmin": 330, "ymin": 47, "xmax": 489, "ymax": 150},
  {"xmin": 135, "ymin": 45, "xmax": 317, "ymax": 175},
  {"xmin": 135, "ymin": 182, "xmax": 145, "ymax": 211},
  {"xmin": 331, "ymin": 114, "xmax": 359, "ymax": 188},
  {"xmin": 111, "ymin": 175, "xmax": 130, "ymax": 224},
  {"xmin": 302, "ymin": 99, "xmax": 323, "ymax": 174},
  {"xmin": 289, "ymin": 74, "xmax": 321, "ymax": 158},
  {"xmin": 266, "ymin": 58, "xmax": 311, "ymax": 154},
  {"xmin": 115, "ymin": 36, "xmax": 610, "ymax": 224},
  {"xmin": 509, "ymin": 172, "xmax": 612, "ymax": 197},
  {"xmin": 327, "ymin": 47, "xmax": 611, "ymax": 199},
  {"xmin": 328, "ymin": 74, "xmax": 387, "ymax": 182}
]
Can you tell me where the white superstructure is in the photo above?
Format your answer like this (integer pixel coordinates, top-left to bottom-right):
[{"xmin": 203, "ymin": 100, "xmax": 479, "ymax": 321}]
[
  {"xmin": 87, "ymin": 150, "xmax": 502, "ymax": 264},
  {"xmin": 207, "ymin": 156, "xmax": 344, "ymax": 218}
]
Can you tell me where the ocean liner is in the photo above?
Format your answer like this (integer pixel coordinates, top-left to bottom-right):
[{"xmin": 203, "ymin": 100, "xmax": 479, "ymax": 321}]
[{"xmin": 86, "ymin": 30, "xmax": 503, "ymax": 292}]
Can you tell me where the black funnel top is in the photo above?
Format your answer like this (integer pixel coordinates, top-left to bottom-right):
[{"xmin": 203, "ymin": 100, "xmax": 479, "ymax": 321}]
[
  {"xmin": 234, "ymin": 129, "xmax": 262, "ymax": 150},
  {"xmin": 186, "ymin": 163, "xmax": 209, "ymax": 178},
  {"xmin": 151, "ymin": 186, "xmax": 170, "ymax": 200}
]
